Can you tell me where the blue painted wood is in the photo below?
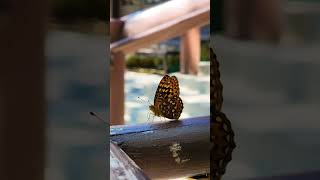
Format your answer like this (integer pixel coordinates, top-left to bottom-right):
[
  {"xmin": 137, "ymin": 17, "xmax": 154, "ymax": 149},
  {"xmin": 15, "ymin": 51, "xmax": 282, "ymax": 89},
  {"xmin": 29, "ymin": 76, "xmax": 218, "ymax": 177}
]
[{"xmin": 110, "ymin": 116, "xmax": 209, "ymax": 136}]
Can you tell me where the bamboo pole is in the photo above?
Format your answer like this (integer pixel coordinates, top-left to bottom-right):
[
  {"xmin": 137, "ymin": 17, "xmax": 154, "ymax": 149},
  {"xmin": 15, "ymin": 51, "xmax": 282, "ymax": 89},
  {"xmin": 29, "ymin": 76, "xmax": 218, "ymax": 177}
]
[
  {"xmin": 180, "ymin": 27, "xmax": 201, "ymax": 75},
  {"xmin": 111, "ymin": 116, "xmax": 210, "ymax": 179}
]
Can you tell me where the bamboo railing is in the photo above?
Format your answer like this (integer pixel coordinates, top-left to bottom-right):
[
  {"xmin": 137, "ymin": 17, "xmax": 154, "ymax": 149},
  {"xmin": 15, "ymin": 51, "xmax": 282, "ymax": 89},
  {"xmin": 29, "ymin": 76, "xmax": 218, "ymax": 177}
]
[
  {"xmin": 110, "ymin": 0, "xmax": 210, "ymax": 125},
  {"xmin": 110, "ymin": 1, "xmax": 211, "ymax": 179},
  {"xmin": 111, "ymin": 116, "xmax": 210, "ymax": 179}
]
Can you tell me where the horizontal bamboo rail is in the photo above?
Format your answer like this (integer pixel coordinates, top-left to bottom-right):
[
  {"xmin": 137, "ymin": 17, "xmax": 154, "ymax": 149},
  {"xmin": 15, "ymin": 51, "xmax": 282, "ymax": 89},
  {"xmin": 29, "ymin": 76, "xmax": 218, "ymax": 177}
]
[
  {"xmin": 111, "ymin": 6, "xmax": 209, "ymax": 54},
  {"xmin": 121, "ymin": 0, "xmax": 209, "ymax": 36},
  {"xmin": 110, "ymin": 116, "xmax": 210, "ymax": 179},
  {"xmin": 109, "ymin": 0, "xmax": 210, "ymax": 124}
]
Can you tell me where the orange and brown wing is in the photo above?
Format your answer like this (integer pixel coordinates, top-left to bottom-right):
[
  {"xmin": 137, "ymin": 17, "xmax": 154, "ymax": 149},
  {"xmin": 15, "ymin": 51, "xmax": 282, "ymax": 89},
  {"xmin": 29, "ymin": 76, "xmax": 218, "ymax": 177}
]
[
  {"xmin": 154, "ymin": 75, "xmax": 180, "ymax": 107},
  {"xmin": 154, "ymin": 75, "xmax": 170, "ymax": 105},
  {"xmin": 168, "ymin": 76, "xmax": 180, "ymax": 97},
  {"xmin": 159, "ymin": 96, "xmax": 183, "ymax": 120}
]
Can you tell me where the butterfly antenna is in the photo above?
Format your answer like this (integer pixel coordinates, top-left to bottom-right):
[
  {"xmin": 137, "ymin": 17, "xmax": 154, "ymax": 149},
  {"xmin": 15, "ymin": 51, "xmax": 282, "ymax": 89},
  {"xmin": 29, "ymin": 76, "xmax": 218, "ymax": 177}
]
[
  {"xmin": 152, "ymin": 114, "xmax": 155, "ymax": 123},
  {"xmin": 138, "ymin": 96, "xmax": 152, "ymax": 106},
  {"xmin": 147, "ymin": 111, "xmax": 151, "ymax": 122},
  {"xmin": 89, "ymin": 112, "xmax": 109, "ymax": 125},
  {"xmin": 137, "ymin": 96, "xmax": 144, "ymax": 102}
]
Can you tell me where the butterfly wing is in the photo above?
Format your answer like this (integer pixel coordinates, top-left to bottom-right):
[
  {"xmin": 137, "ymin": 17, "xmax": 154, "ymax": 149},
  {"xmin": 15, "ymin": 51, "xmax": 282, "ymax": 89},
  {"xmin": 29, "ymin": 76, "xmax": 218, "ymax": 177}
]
[
  {"xmin": 153, "ymin": 75, "xmax": 183, "ymax": 119},
  {"xmin": 211, "ymin": 48, "xmax": 223, "ymax": 113},
  {"xmin": 154, "ymin": 75, "xmax": 180, "ymax": 106},
  {"xmin": 159, "ymin": 96, "xmax": 183, "ymax": 120},
  {"xmin": 154, "ymin": 75, "xmax": 170, "ymax": 105},
  {"xmin": 168, "ymin": 76, "xmax": 180, "ymax": 97}
]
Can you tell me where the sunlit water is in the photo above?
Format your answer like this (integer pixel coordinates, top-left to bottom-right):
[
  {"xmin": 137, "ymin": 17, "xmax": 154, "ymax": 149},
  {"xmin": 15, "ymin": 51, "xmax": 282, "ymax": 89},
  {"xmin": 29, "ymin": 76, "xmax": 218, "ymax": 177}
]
[{"xmin": 124, "ymin": 71, "xmax": 210, "ymax": 124}]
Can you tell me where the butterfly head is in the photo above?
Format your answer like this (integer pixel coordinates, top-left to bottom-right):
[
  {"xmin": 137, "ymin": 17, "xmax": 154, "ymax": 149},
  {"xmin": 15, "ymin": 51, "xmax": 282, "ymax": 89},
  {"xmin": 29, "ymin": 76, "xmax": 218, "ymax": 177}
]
[{"xmin": 149, "ymin": 105, "xmax": 162, "ymax": 116}]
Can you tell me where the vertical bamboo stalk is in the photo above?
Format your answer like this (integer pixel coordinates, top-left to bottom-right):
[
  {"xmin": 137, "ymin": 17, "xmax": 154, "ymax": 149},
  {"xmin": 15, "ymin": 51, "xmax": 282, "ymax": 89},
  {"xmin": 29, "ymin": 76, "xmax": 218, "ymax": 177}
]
[
  {"xmin": 110, "ymin": 19, "xmax": 125, "ymax": 125},
  {"xmin": 180, "ymin": 27, "xmax": 200, "ymax": 75},
  {"xmin": 110, "ymin": 53, "xmax": 125, "ymax": 125}
]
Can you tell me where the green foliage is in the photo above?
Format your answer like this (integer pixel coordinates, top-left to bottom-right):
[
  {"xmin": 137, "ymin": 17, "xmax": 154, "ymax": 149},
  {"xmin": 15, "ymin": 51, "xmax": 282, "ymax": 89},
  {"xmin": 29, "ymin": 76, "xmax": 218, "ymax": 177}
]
[
  {"xmin": 126, "ymin": 55, "xmax": 164, "ymax": 69},
  {"xmin": 126, "ymin": 42, "xmax": 209, "ymax": 71},
  {"xmin": 200, "ymin": 41, "xmax": 210, "ymax": 61},
  {"xmin": 165, "ymin": 55, "xmax": 180, "ymax": 73},
  {"xmin": 153, "ymin": 56, "xmax": 163, "ymax": 68},
  {"xmin": 126, "ymin": 54, "xmax": 181, "ymax": 72},
  {"xmin": 126, "ymin": 55, "xmax": 141, "ymax": 68}
]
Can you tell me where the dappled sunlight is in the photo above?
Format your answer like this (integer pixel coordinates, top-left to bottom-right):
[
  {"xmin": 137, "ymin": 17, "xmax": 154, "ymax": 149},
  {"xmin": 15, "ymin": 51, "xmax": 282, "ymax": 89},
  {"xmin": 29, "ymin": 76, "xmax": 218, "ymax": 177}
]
[{"xmin": 124, "ymin": 71, "xmax": 210, "ymax": 124}]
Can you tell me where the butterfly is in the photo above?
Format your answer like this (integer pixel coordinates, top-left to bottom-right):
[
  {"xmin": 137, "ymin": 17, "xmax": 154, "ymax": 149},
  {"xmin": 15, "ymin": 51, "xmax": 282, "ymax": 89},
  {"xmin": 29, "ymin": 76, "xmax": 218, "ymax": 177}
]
[
  {"xmin": 149, "ymin": 75, "xmax": 183, "ymax": 120},
  {"xmin": 210, "ymin": 47, "xmax": 236, "ymax": 180}
]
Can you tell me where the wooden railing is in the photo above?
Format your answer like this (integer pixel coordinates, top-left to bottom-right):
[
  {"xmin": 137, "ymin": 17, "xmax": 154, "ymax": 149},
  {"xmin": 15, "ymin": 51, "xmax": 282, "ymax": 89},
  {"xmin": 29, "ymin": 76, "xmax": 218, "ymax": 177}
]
[
  {"xmin": 110, "ymin": 116, "xmax": 210, "ymax": 179},
  {"xmin": 111, "ymin": 7, "xmax": 209, "ymax": 54},
  {"xmin": 110, "ymin": 0, "xmax": 210, "ymax": 125},
  {"xmin": 110, "ymin": 1, "xmax": 210, "ymax": 178}
]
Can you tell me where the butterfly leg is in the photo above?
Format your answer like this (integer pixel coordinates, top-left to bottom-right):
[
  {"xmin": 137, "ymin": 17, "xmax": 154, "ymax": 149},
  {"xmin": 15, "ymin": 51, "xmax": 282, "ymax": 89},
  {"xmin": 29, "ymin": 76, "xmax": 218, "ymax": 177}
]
[
  {"xmin": 147, "ymin": 111, "xmax": 151, "ymax": 122},
  {"xmin": 152, "ymin": 114, "xmax": 155, "ymax": 123}
]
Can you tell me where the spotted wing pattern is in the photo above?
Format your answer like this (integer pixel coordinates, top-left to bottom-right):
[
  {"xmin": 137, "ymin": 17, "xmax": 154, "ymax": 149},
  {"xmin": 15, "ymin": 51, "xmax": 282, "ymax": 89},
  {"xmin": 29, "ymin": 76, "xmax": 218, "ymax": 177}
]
[
  {"xmin": 212, "ymin": 48, "xmax": 223, "ymax": 113},
  {"xmin": 153, "ymin": 75, "xmax": 183, "ymax": 120},
  {"xmin": 159, "ymin": 96, "xmax": 183, "ymax": 119},
  {"xmin": 211, "ymin": 48, "xmax": 236, "ymax": 180}
]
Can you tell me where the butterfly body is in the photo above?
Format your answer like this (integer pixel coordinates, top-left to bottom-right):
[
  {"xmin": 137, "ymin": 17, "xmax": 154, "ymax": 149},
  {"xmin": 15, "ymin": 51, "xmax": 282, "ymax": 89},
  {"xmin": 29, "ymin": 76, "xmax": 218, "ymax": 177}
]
[{"xmin": 149, "ymin": 75, "xmax": 183, "ymax": 120}]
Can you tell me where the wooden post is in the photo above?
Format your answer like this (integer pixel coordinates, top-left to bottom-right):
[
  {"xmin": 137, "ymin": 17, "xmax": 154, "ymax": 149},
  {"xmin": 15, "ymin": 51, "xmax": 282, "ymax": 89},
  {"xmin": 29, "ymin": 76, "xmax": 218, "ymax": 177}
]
[
  {"xmin": 111, "ymin": 7, "xmax": 209, "ymax": 54},
  {"xmin": 110, "ymin": 18, "xmax": 123, "ymax": 43},
  {"xmin": 110, "ymin": 52, "xmax": 125, "ymax": 125},
  {"xmin": 0, "ymin": 0, "xmax": 47, "ymax": 179},
  {"xmin": 110, "ymin": 19, "xmax": 125, "ymax": 125},
  {"xmin": 180, "ymin": 27, "xmax": 200, "ymax": 75},
  {"xmin": 110, "ymin": 0, "xmax": 209, "ymax": 124}
]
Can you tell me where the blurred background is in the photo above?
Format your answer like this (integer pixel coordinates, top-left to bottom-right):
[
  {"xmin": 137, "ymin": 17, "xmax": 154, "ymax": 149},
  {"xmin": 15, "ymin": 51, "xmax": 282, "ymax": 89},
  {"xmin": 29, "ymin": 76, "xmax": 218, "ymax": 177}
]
[
  {"xmin": 46, "ymin": 0, "xmax": 107, "ymax": 180},
  {"xmin": 211, "ymin": 0, "xmax": 320, "ymax": 179},
  {"xmin": 110, "ymin": 0, "xmax": 210, "ymax": 125},
  {"xmin": 0, "ymin": 0, "xmax": 108, "ymax": 180}
]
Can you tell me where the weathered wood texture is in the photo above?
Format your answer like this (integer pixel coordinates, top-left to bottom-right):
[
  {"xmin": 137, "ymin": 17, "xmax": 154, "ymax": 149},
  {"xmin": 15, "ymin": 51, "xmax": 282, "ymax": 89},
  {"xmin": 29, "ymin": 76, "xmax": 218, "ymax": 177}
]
[
  {"xmin": 109, "ymin": 0, "xmax": 209, "ymax": 124},
  {"xmin": 180, "ymin": 27, "xmax": 200, "ymax": 75},
  {"xmin": 110, "ymin": 51, "xmax": 125, "ymax": 125},
  {"xmin": 121, "ymin": 0, "xmax": 209, "ymax": 37},
  {"xmin": 110, "ymin": 18, "xmax": 124, "ymax": 42},
  {"xmin": 110, "ymin": 142, "xmax": 151, "ymax": 180},
  {"xmin": 110, "ymin": 19, "xmax": 125, "ymax": 125},
  {"xmin": 111, "ymin": 6, "xmax": 209, "ymax": 54},
  {"xmin": 110, "ymin": 116, "xmax": 210, "ymax": 179}
]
